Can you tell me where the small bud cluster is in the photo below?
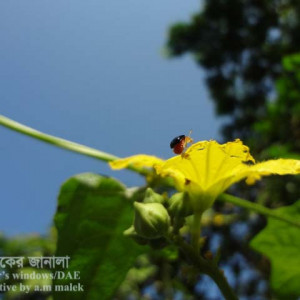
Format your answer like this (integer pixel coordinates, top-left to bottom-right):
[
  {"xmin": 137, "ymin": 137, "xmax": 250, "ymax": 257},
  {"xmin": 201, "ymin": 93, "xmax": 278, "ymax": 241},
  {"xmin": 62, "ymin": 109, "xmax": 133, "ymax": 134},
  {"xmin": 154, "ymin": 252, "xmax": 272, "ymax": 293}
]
[{"xmin": 124, "ymin": 188, "xmax": 193, "ymax": 248}]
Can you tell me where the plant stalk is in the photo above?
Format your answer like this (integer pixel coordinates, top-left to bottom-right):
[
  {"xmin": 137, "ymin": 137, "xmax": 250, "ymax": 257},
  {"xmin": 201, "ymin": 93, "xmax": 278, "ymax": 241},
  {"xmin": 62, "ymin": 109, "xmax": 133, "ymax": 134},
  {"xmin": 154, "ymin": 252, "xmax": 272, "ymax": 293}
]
[
  {"xmin": 218, "ymin": 193, "xmax": 300, "ymax": 229},
  {"xmin": 174, "ymin": 235, "xmax": 238, "ymax": 300},
  {"xmin": 0, "ymin": 115, "xmax": 148, "ymax": 175},
  {"xmin": 191, "ymin": 212, "xmax": 202, "ymax": 253}
]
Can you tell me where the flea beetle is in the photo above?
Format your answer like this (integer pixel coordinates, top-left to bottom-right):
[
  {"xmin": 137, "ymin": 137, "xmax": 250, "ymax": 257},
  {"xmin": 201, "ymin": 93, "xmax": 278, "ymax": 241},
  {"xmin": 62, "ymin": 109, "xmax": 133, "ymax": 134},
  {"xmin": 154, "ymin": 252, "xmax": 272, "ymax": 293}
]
[{"xmin": 170, "ymin": 131, "xmax": 193, "ymax": 155}]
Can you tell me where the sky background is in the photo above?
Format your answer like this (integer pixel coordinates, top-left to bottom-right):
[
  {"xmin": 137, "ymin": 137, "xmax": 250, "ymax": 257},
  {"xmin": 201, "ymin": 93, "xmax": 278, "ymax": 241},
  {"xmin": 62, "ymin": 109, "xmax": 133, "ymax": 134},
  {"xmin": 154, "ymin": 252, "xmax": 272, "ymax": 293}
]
[{"xmin": 0, "ymin": 0, "xmax": 222, "ymax": 235}]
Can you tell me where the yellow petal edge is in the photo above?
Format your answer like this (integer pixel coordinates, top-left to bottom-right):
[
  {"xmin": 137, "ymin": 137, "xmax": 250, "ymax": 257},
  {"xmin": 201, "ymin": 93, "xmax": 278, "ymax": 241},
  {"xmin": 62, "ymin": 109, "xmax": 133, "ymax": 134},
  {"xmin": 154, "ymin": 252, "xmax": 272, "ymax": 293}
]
[{"xmin": 109, "ymin": 154, "xmax": 164, "ymax": 170}]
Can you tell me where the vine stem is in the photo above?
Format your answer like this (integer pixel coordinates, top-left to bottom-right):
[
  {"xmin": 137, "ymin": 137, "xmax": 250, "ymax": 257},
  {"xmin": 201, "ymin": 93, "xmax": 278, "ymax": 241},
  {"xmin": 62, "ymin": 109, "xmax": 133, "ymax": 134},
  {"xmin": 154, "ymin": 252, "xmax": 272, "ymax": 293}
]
[
  {"xmin": 0, "ymin": 115, "xmax": 147, "ymax": 175},
  {"xmin": 173, "ymin": 235, "xmax": 238, "ymax": 300},
  {"xmin": 191, "ymin": 211, "xmax": 202, "ymax": 253},
  {"xmin": 218, "ymin": 193, "xmax": 300, "ymax": 229},
  {"xmin": 1, "ymin": 114, "xmax": 299, "ymax": 228}
]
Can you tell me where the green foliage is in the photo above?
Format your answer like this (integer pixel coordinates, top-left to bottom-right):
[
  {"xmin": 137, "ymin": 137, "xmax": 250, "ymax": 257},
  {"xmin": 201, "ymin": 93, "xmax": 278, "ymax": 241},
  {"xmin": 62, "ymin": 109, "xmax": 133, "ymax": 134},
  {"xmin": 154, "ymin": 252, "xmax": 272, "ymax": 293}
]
[
  {"xmin": 0, "ymin": 231, "xmax": 56, "ymax": 299},
  {"xmin": 251, "ymin": 53, "xmax": 300, "ymax": 207},
  {"xmin": 251, "ymin": 200, "xmax": 300, "ymax": 299},
  {"xmin": 0, "ymin": 230, "xmax": 56, "ymax": 257},
  {"xmin": 53, "ymin": 173, "xmax": 146, "ymax": 300},
  {"xmin": 253, "ymin": 53, "xmax": 300, "ymax": 155},
  {"xmin": 167, "ymin": 0, "xmax": 300, "ymax": 140}
]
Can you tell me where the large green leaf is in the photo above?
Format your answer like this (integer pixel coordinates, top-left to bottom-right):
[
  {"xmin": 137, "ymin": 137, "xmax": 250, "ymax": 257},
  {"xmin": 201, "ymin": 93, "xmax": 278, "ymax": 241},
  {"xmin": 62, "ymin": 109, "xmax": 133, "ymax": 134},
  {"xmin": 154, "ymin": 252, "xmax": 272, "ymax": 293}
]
[
  {"xmin": 53, "ymin": 173, "xmax": 145, "ymax": 300},
  {"xmin": 251, "ymin": 200, "xmax": 300, "ymax": 299}
]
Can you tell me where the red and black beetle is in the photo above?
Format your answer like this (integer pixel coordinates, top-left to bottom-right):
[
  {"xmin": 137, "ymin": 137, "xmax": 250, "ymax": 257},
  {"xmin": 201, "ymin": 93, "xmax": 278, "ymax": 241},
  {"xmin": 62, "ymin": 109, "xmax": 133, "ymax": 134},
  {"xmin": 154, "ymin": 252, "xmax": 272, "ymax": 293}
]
[{"xmin": 170, "ymin": 132, "xmax": 193, "ymax": 155}]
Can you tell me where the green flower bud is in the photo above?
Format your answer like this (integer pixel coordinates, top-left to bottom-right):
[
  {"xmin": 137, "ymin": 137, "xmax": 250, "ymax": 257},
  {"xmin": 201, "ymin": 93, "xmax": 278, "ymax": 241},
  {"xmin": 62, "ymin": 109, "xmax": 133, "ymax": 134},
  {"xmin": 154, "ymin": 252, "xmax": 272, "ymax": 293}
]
[
  {"xmin": 133, "ymin": 202, "xmax": 170, "ymax": 239},
  {"xmin": 143, "ymin": 188, "xmax": 165, "ymax": 204},
  {"xmin": 168, "ymin": 192, "xmax": 193, "ymax": 218},
  {"xmin": 123, "ymin": 226, "xmax": 148, "ymax": 245}
]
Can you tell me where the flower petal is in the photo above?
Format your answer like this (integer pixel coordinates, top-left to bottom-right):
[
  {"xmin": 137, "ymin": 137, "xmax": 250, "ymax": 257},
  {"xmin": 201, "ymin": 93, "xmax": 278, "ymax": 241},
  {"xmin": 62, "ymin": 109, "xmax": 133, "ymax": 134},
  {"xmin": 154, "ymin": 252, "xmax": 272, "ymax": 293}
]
[
  {"xmin": 245, "ymin": 159, "xmax": 300, "ymax": 185},
  {"xmin": 109, "ymin": 155, "xmax": 164, "ymax": 170}
]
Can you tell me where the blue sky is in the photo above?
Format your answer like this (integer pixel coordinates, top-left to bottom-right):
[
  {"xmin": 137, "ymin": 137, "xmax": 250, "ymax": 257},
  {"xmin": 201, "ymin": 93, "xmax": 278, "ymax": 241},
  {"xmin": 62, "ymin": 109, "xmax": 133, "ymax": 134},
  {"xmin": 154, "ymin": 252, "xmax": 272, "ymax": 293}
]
[{"xmin": 0, "ymin": 0, "xmax": 221, "ymax": 235}]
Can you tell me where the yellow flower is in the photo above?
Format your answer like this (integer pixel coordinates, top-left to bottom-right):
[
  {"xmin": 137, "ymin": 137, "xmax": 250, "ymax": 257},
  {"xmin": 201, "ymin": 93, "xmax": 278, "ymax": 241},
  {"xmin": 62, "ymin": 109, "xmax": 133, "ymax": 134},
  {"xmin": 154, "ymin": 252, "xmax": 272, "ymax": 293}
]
[{"xmin": 110, "ymin": 139, "xmax": 300, "ymax": 212}]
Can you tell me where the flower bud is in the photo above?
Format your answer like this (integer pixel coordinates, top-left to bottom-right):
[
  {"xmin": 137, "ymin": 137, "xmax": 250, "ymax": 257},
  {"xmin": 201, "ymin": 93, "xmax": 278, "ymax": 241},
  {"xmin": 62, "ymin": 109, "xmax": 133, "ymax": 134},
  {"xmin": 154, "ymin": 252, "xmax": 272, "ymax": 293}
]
[
  {"xmin": 167, "ymin": 192, "xmax": 193, "ymax": 218},
  {"xmin": 123, "ymin": 226, "xmax": 148, "ymax": 245},
  {"xmin": 133, "ymin": 202, "xmax": 170, "ymax": 239},
  {"xmin": 143, "ymin": 188, "xmax": 165, "ymax": 204}
]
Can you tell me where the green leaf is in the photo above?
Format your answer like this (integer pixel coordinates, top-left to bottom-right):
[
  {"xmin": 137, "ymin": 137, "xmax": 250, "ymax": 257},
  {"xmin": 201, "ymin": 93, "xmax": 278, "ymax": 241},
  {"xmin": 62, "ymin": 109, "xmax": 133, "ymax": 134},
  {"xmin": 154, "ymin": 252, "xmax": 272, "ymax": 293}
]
[
  {"xmin": 53, "ymin": 173, "xmax": 146, "ymax": 300},
  {"xmin": 283, "ymin": 53, "xmax": 300, "ymax": 71},
  {"xmin": 251, "ymin": 200, "xmax": 300, "ymax": 299}
]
